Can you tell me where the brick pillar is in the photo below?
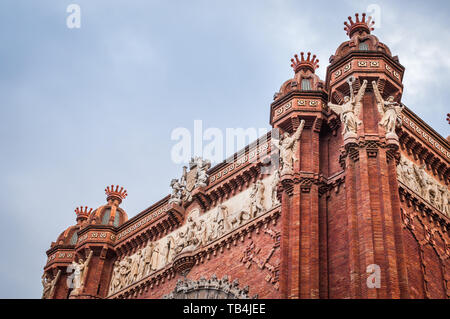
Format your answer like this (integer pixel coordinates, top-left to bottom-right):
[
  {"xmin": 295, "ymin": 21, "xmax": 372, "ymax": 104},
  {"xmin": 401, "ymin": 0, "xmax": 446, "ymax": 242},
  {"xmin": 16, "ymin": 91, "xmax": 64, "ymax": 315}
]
[
  {"xmin": 279, "ymin": 119, "xmax": 323, "ymax": 299},
  {"xmin": 340, "ymin": 91, "xmax": 410, "ymax": 298}
]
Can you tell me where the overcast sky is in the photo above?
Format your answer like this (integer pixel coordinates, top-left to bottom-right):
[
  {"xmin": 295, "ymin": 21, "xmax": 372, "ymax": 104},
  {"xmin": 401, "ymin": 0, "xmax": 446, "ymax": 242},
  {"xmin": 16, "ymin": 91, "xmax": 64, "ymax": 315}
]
[{"xmin": 0, "ymin": 0, "xmax": 449, "ymax": 298}]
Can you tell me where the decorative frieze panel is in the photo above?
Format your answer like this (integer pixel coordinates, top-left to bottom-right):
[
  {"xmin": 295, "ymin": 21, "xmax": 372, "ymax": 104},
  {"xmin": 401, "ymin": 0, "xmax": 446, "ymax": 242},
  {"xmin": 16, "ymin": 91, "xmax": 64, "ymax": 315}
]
[
  {"xmin": 117, "ymin": 205, "xmax": 170, "ymax": 241},
  {"xmin": 400, "ymin": 115, "xmax": 450, "ymax": 160},
  {"xmin": 397, "ymin": 155, "xmax": 449, "ymax": 217},
  {"xmin": 331, "ymin": 59, "xmax": 402, "ymax": 84},
  {"xmin": 46, "ymin": 249, "xmax": 75, "ymax": 266},
  {"xmin": 108, "ymin": 174, "xmax": 281, "ymax": 296}
]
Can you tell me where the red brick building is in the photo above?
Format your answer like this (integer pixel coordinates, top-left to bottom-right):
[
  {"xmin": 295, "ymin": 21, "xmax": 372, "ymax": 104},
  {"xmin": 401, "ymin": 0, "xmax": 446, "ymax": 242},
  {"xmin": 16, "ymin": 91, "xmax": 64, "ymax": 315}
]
[{"xmin": 42, "ymin": 13, "xmax": 449, "ymax": 299}]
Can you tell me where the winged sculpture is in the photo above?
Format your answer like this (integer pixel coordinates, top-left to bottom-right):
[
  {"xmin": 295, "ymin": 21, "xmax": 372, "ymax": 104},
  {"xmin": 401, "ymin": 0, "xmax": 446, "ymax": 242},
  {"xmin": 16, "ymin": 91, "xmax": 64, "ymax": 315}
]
[
  {"xmin": 372, "ymin": 80, "xmax": 404, "ymax": 135},
  {"xmin": 328, "ymin": 77, "xmax": 368, "ymax": 135}
]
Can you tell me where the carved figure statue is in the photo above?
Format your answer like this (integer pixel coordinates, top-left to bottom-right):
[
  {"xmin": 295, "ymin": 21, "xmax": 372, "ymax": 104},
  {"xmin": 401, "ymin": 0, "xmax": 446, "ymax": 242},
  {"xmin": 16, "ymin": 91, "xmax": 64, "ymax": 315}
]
[
  {"xmin": 398, "ymin": 155, "xmax": 450, "ymax": 216},
  {"xmin": 274, "ymin": 119, "xmax": 306, "ymax": 175},
  {"xmin": 169, "ymin": 178, "xmax": 183, "ymax": 204},
  {"xmin": 142, "ymin": 241, "xmax": 154, "ymax": 276},
  {"xmin": 328, "ymin": 78, "xmax": 367, "ymax": 135},
  {"xmin": 249, "ymin": 180, "xmax": 265, "ymax": 218},
  {"xmin": 109, "ymin": 260, "xmax": 121, "ymax": 295},
  {"xmin": 128, "ymin": 250, "xmax": 141, "ymax": 285},
  {"xmin": 192, "ymin": 157, "xmax": 211, "ymax": 188},
  {"xmin": 148, "ymin": 242, "xmax": 160, "ymax": 271},
  {"xmin": 373, "ymin": 80, "xmax": 404, "ymax": 135},
  {"xmin": 41, "ymin": 270, "xmax": 61, "ymax": 299},
  {"xmin": 413, "ymin": 164, "xmax": 428, "ymax": 199},
  {"xmin": 69, "ymin": 250, "xmax": 93, "ymax": 296},
  {"xmin": 119, "ymin": 257, "xmax": 132, "ymax": 289},
  {"xmin": 163, "ymin": 235, "xmax": 176, "ymax": 265},
  {"xmin": 271, "ymin": 169, "xmax": 280, "ymax": 207}
]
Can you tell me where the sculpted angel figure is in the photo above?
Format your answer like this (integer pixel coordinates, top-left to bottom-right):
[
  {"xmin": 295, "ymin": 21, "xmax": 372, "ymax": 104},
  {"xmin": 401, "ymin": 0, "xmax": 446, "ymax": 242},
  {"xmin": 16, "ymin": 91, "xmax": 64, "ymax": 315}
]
[
  {"xmin": 373, "ymin": 80, "xmax": 404, "ymax": 135},
  {"xmin": 41, "ymin": 270, "xmax": 61, "ymax": 299},
  {"xmin": 273, "ymin": 119, "xmax": 306, "ymax": 175},
  {"xmin": 328, "ymin": 78, "xmax": 368, "ymax": 135},
  {"xmin": 70, "ymin": 250, "xmax": 93, "ymax": 295}
]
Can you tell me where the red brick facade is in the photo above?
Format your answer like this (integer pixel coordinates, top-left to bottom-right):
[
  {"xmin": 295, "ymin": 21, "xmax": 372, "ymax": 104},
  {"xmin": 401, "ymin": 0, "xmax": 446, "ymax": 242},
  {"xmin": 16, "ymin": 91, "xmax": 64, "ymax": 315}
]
[{"xmin": 42, "ymin": 13, "xmax": 449, "ymax": 299}]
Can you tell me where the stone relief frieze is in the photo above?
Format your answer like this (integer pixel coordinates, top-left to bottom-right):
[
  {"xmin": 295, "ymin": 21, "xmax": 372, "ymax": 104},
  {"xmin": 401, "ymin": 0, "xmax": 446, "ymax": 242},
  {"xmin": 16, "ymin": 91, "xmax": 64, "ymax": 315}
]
[
  {"xmin": 163, "ymin": 274, "xmax": 257, "ymax": 299},
  {"xmin": 108, "ymin": 173, "xmax": 281, "ymax": 296},
  {"xmin": 169, "ymin": 156, "xmax": 212, "ymax": 205},
  {"xmin": 397, "ymin": 155, "xmax": 449, "ymax": 217}
]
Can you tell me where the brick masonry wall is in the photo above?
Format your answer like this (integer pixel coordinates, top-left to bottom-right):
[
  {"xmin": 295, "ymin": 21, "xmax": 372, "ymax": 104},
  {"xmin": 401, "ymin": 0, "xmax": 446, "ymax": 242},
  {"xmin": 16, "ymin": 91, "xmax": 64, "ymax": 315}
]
[
  {"xmin": 137, "ymin": 222, "xmax": 281, "ymax": 299},
  {"xmin": 400, "ymin": 203, "xmax": 448, "ymax": 299}
]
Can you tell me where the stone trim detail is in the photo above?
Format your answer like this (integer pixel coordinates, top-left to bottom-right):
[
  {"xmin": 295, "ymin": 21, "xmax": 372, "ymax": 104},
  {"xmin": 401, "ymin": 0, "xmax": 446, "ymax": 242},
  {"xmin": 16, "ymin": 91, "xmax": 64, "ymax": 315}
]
[{"xmin": 163, "ymin": 275, "xmax": 257, "ymax": 299}]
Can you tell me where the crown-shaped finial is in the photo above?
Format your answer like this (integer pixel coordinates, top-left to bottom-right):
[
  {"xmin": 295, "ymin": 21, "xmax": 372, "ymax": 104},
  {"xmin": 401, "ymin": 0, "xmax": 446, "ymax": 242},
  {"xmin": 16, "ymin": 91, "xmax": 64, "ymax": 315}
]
[
  {"xmin": 290, "ymin": 52, "xmax": 319, "ymax": 73},
  {"xmin": 344, "ymin": 13, "xmax": 375, "ymax": 38},
  {"xmin": 105, "ymin": 185, "xmax": 128, "ymax": 204},
  {"xmin": 75, "ymin": 206, "xmax": 93, "ymax": 220}
]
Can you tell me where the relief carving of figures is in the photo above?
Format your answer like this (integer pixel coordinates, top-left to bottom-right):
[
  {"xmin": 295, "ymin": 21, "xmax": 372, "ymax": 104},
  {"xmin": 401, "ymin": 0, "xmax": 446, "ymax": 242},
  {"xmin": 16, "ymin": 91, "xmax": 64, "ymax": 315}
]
[
  {"xmin": 274, "ymin": 119, "xmax": 305, "ymax": 175},
  {"xmin": 163, "ymin": 235, "xmax": 176, "ymax": 265},
  {"xmin": 373, "ymin": 80, "xmax": 404, "ymax": 136},
  {"xmin": 209, "ymin": 205, "xmax": 228, "ymax": 240},
  {"xmin": 142, "ymin": 241, "xmax": 155, "ymax": 276},
  {"xmin": 439, "ymin": 185, "xmax": 449, "ymax": 216},
  {"xmin": 270, "ymin": 169, "xmax": 280, "ymax": 207},
  {"xmin": 397, "ymin": 158, "xmax": 417, "ymax": 192},
  {"xmin": 151, "ymin": 242, "xmax": 161, "ymax": 271},
  {"xmin": 196, "ymin": 219, "xmax": 209, "ymax": 247},
  {"xmin": 249, "ymin": 180, "xmax": 266, "ymax": 218},
  {"xmin": 69, "ymin": 250, "xmax": 93, "ymax": 296},
  {"xmin": 109, "ymin": 260, "xmax": 121, "ymax": 295},
  {"xmin": 328, "ymin": 77, "xmax": 367, "ymax": 136},
  {"xmin": 412, "ymin": 164, "xmax": 428, "ymax": 199},
  {"xmin": 398, "ymin": 155, "xmax": 450, "ymax": 217},
  {"xmin": 108, "ymin": 177, "xmax": 278, "ymax": 295},
  {"xmin": 41, "ymin": 270, "xmax": 61, "ymax": 299},
  {"xmin": 128, "ymin": 250, "xmax": 142, "ymax": 285},
  {"xmin": 118, "ymin": 257, "xmax": 132, "ymax": 290}
]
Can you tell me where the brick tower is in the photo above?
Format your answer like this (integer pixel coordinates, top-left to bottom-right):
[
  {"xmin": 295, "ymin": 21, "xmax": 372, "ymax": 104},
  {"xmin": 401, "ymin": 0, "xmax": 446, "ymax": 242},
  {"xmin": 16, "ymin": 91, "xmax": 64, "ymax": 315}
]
[{"xmin": 42, "ymin": 13, "xmax": 449, "ymax": 299}]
